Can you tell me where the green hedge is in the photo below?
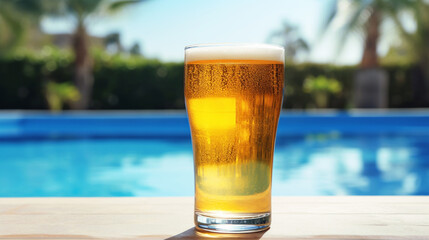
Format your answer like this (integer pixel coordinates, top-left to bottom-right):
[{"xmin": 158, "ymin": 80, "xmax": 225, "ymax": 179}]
[
  {"xmin": 0, "ymin": 49, "xmax": 424, "ymax": 110},
  {"xmin": 92, "ymin": 57, "xmax": 184, "ymax": 109},
  {"xmin": 284, "ymin": 63, "xmax": 419, "ymax": 109}
]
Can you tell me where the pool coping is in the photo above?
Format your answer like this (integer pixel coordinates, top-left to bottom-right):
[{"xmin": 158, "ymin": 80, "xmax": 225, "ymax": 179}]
[{"xmin": 1, "ymin": 110, "xmax": 429, "ymax": 138}]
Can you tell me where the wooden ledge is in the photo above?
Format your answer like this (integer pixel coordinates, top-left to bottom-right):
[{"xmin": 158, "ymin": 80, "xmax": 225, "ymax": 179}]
[{"xmin": 0, "ymin": 197, "xmax": 428, "ymax": 239}]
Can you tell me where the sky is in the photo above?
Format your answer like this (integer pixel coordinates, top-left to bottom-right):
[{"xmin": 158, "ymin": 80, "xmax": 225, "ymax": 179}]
[{"xmin": 41, "ymin": 0, "xmax": 390, "ymax": 64}]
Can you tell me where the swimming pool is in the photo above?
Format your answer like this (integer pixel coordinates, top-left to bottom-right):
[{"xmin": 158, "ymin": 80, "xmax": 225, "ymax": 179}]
[{"xmin": 0, "ymin": 111, "xmax": 428, "ymax": 197}]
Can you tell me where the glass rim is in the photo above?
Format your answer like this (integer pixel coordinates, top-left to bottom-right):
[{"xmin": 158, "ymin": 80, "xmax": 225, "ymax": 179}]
[{"xmin": 185, "ymin": 43, "xmax": 284, "ymax": 51}]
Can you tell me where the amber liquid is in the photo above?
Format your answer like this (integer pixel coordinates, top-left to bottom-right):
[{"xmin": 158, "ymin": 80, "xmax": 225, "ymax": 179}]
[{"xmin": 185, "ymin": 59, "xmax": 284, "ymax": 215}]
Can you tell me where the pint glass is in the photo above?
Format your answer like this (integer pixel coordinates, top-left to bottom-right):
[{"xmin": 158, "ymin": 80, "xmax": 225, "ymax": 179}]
[{"xmin": 184, "ymin": 44, "xmax": 284, "ymax": 233}]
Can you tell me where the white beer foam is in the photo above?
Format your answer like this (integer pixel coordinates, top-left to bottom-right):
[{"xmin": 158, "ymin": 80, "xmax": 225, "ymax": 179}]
[{"xmin": 185, "ymin": 44, "xmax": 284, "ymax": 63}]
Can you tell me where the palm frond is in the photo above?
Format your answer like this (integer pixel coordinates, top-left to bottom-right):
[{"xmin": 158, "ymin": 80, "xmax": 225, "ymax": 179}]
[
  {"xmin": 5, "ymin": 0, "xmax": 65, "ymax": 17},
  {"xmin": 386, "ymin": 11, "xmax": 415, "ymax": 46},
  {"xmin": 68, "ymin": 0, "xmax": 103, "ymax": 19},
  {"xmin": 333, "ymin": 1, "xmax": 370, "ymax": 58},
  {"xmin": 0, "ymin": 3, "xmax": 25, "ymax": 55},
  {"xmin": 108, "ymin": 0, "xmax": 146, "ymax": 12},
  {"xmin": 320, "ymin": 0, "xmax": 339, "ymax": 31}
]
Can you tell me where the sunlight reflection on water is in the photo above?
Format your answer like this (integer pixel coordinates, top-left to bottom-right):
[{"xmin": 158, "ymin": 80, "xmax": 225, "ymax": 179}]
[{"xmin": 0, "ymin": 133, "xmax": 428, "ymax": 197}]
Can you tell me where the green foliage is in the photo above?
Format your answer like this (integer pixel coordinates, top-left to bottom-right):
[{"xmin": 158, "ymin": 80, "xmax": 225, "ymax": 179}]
[
  {"xmin": 5, "ymin": 0, "xmax": 64, "ymax": 16},
  {"xmin": 130, "ymin": 43, "xmax": 142, "ymax": 56},
  {"xmin": 49, "ymin": 0, "xmax": 145, "ymax": 21},
  {"xmin": 108, "ymin": 0, "xmax": 145, "ymax": 12},
  {"xmin": 90, "ymin": 50, "xmax": 184, "ymax": 109},
  {"xmin": 0, "ymin": 0, "xmax": 64, "ymax": 56},
  {"xmin": 304, "ymin": 75, "xmax": 342, "ymax": 94},
  {"xmin": 389, "ymin": 0, "xmax": 429, "ymax": 99},
  {"xmin": 303, "ymin": 75, "xmax": 342, "ymax": 108},
  {"xmin": 283, "ymin": 64, "xmax": 355, "ymax": 109},
  {"xmin": 381, "ymin": 43, "xmax": 415, "ymax": 65},
  {"xmin": 69, "ymin": 0, "xmax": 103, "ymax": 17},
  {"xmin": 322, "ymin": 0, "xmax": 416, "ymax": 59},
  {"xmin": 0, "ymin": 1, "xmax": 25, "ymax": 56},
  {"xmin": 0, "ymin": 51, "xmax": 423, "ymax": 110},
  {"xmin": 0, "ymin": 47, "xmax": 73, "ymax": 109},
  {"xmin": 45, "ymin": 81, "xmax": 80, "ymax": 111}
]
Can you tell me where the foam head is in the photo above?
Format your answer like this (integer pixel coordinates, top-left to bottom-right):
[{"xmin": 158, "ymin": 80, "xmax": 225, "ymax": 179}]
[{"xmin": 185, "ymin": 44, "xmax": 284, "ymax": 63}]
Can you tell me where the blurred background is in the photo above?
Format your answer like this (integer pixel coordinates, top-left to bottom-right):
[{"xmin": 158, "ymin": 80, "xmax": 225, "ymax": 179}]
[
  {"xmin": 0, "ymin": 0, "xmax": 428, "ymax": 197},
  {"xmin": 1, "ymin": 0, "xmax": 429, "ymax": 110}
]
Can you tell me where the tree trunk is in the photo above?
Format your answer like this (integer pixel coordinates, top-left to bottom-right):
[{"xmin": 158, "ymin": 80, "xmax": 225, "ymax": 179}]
[
  {"xmin": 354, "ymin": 7, "xmax": 388, "ymax": 108},
  {"xmin": 71, "ymin": 20, "xmax": 93, "ymax": 110},
  {"xmin": 360, "ymin": 8, "xmax": 380, "ymax": 69}
]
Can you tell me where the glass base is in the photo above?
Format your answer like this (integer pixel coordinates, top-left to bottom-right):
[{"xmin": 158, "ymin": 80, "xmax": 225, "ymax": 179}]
[{"xmin": 195, "ymin": 212, "xmax": 271, "ymax": 233}]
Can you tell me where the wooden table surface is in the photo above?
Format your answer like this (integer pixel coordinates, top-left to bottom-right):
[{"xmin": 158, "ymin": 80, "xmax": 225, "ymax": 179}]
[{"xmin": 0, "ymin": 197, "xmax": 428, "ymax": 240}]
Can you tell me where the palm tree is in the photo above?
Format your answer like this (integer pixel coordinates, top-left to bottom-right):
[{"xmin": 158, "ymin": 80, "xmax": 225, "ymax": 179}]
[
  {"xmin": 268, "ymin": 22, "xmax": 309, "ymax": 63},
  {"xmin": 53, "ymin": 0, "xmax": 144, "ymax": 109},
  {"xmin": 324, "ymin": 0, "xmax": 415, "ymax": 68},
  {"xmin": 1, "ymin": 0, "xmax": 144, "ymax": 109},
  {"xmin": 323, "ymin": 0, "xmax": 415, "ymax": 108}
]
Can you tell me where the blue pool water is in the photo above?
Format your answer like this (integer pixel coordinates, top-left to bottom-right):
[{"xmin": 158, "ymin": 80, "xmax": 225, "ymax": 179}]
[{"xmin": 0, "ymin": 112, "xmax": 428, "ymax": 197}]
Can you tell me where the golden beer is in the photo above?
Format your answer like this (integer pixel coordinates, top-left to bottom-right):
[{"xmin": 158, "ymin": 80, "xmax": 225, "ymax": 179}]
[{"xmin": 185, "ymin": 44, "xmax": 284, "ymax": 233}]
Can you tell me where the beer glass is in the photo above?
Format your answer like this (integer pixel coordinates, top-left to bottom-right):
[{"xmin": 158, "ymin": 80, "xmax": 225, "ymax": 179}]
[{"xmin": 184, "ymin": 44, "xmax": 284, "ymax": 233}]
